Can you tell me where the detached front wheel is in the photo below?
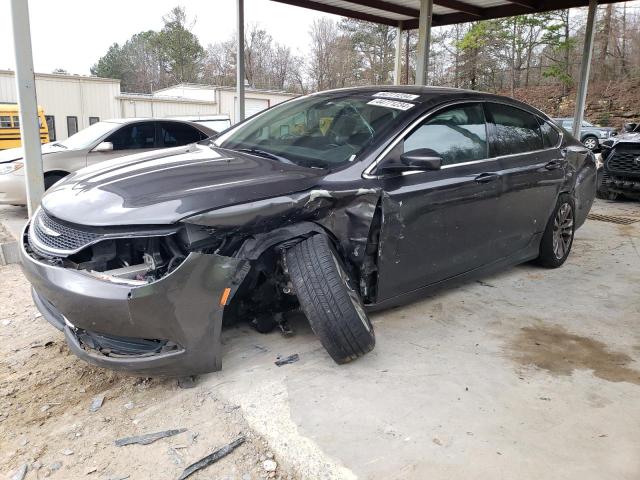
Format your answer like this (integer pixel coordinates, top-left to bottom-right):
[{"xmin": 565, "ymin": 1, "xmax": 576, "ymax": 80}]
[{"xmin": 285, "ymin": 234, "xmax": 375, "ymax": 364}]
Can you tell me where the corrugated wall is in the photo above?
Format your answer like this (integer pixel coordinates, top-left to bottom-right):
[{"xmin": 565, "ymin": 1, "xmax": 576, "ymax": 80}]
[
  {"xmin": 118, "ymin": 97, "xmax": 219, "ymax": 118},
  {"xmin": 0, "ymin": 71, "xmax": 121, "ymax": 140}
]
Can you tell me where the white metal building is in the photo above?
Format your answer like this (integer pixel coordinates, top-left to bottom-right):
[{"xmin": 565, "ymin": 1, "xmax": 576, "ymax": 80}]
[
  {"xmin": 0, "ymin": 70, "xmax": 297, "ymax": 141},
  {"xmin": 152, "ymin": 84, "xmax": 297, "ymax": 124}
]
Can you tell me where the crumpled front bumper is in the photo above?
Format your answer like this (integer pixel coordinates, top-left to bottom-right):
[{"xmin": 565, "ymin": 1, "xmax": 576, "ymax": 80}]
[{"xmin": 20, "ymin": 227, "xmax": 249, "ymax": 376}]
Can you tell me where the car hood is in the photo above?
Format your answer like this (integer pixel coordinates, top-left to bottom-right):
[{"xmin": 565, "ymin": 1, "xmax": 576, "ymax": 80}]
[
  {"xmin": 615, "ymin": 132, "xmax": 640, "ymax": 142},
  {"xmin": 0, "ymin": 143, "xmax": 67, "ymax": 163},
  {"xmin": 42, "ymin": 143, "xmax": 326, "ymax": 226}
]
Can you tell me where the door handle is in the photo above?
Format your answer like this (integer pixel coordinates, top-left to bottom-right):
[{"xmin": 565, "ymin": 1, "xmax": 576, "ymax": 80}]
[
  {"xmin": 474, "ymin": 172, "xmax": 500, "ymax": 183},
  {"xmin": 544, "ymin": 160, "xmax": 564, "ymax": 170}
]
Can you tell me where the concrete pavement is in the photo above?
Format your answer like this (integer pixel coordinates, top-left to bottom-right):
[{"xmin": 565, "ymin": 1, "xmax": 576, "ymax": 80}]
[
  {"xmin": 2, "ymin": 199, "xmax": 639, "ymax": 479},
  {"xmin": 207, "ymin": 198, "xmax": 640, "ymax": 479}
]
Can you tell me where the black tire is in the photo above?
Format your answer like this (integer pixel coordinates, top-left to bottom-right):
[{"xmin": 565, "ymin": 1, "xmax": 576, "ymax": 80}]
[
  {"xmin": 535, "ymin": 193, "xmax": 575, "ymax": 268},
  {"xmin": 582, "ymin": 135, "xmax": 599, "ymax": 151},
  {"xmin": 285, "ymin": 234, "xmax": 375, "ymax": 364},
  {"xmin": 44, "ymin": 173, "xmax": 66, "ymax": 190}
]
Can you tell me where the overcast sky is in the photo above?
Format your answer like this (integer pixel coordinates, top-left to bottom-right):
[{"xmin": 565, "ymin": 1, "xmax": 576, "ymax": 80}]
[
  {"xmin": 0, "ymin": 0, "xmax": 332, "ymax": 74},
  {"xmin": 2, "ymin": 1, "xmax": 639, "ymax": 76}
]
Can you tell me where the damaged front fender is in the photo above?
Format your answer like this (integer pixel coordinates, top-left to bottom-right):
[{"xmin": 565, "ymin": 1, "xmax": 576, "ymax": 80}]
[{"xmin": 183, "ymin": 187, "xmax": 381, "ymax": 270}]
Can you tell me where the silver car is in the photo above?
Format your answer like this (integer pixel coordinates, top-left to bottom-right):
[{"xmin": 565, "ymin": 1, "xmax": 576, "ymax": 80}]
[{"xmin": 0, "ymin": 118, "xmax": 215, "ymax": 205}]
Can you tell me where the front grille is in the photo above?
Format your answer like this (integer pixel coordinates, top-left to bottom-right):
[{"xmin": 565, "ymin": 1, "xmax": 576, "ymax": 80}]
[
  {"xmin": 29, "ymin": 209, "xmax": 101, "ymax": 255},
  {"xmin": 607, "ymin": 148, "xmax": 640, "ymax": 176}
]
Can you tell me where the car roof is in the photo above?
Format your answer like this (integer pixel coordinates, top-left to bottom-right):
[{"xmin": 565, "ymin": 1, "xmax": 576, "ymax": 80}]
[
  {"xmin": 312, "ymin": 85, "xmax": 553, "ymax": 120},
  {"xmin": 168, "ymin": 115, "xmax": 230, "ymax": 121},
  {"xmin": 101, "ymin": 117, "xmax": 216, "ymax": 134}
]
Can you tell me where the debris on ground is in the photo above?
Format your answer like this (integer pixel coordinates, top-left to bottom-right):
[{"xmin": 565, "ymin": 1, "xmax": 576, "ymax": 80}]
[
  {"xmin": 0, "ymin": 261, "xmax": 292, "ymax": 479},
  {"xmin": 89, "ymin": 394, "xmax": 105, "ymax": 412},
  {"xmin": 177, "ymin": 436, "xmax": 245, "ymax": 480},
  {"xmin": 275, "ymin": 354, "xmax": 299, "ymax": 366},
  {"xmin": 9, "ymin": 464, "xmax": 27, "ymax": 480},
  {"xmin": 263, "ymin": 459, "xmax": 278, "ymax": 472},
  {"xmin": 115, "ymin": 428, "xmax": 187, "ymax": 447}
]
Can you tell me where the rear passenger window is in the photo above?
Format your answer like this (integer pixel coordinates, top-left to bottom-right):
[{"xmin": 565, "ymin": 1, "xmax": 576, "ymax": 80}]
[
  {"xmin": 538, "ymin": 119, "xmax": 560, "ymax": 148},
  {"xmin": 487, "ymin": 103, "xmax": 543, "ymax": 155},
  {"xmin": 403, "ymin": 103, "xmax": 487, "ymax": 166},
  {"xmin": 160, "ymin": 122, "xmax": 203, "ymax": 147}
]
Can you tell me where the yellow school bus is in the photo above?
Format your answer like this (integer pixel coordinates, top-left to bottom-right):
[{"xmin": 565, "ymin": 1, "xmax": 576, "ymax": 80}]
[{"xmin": 0, "ymin": 103, "xmax": 50, "ymax": 150}]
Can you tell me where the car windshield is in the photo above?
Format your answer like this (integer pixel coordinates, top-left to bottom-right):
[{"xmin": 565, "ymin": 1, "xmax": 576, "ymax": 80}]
[
  {"xmin": 214, "ymin": 94, "xmax": 407, "ymax": 169},
  {"xmin": 60, "ymin": 121, "xmax": 119, "ymax": 150}
]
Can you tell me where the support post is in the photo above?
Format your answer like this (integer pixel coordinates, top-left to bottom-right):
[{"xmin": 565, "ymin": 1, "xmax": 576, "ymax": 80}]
[
  {"xmin": 236, "ymin": 0, "xmax": 245, "ymax": 124},
  {"xmin": 10, "ymin": 0, "xmax": 44, "ymax": 217},
  {"xmin": 572, "ymin": 0, "xmax": 598, "ymax": 139},
  {"xmin": 415, "ymin": 0, "xmax": 433, "ymax": 85},
  {"xmin": 394, "ymin": 22, "xmax": 403, "ymax": 85}
]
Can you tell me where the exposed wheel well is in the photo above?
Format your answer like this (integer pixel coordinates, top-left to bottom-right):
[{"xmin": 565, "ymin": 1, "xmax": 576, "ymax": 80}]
[{"xmin": 44, "ymin": 170, "xmax": 70, "ymax": 178}]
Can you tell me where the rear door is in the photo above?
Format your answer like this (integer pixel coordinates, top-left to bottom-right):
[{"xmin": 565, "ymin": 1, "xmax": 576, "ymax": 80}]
[
  {"xmin": 376, "ymin": 102, "xmax": 504, "ymax": 301},
  {"xmin": 86, "ymin": 121, "xmax": 158, "ymax": 167},
  {"xmin": 485, "ymin": 103, "xmax": 566, "ymax": 258}
]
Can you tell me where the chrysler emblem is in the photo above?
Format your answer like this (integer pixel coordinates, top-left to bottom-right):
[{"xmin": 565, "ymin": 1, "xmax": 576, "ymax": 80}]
[{"xmin": 38, "ymin": 217, "xmax": 61, "ymax": 237}]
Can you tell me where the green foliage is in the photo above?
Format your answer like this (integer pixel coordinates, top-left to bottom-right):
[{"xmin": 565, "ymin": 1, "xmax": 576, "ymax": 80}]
[
  {"xmin": 91, "ymin": 6, "xmax": 204, "ymax": 92},
  {"xmin": 156, "ymin": 7, "xmax": 205, "ymax": 84},
  {"xmin": 542, "ymin": 64, "xmax": 573, "ymax": 85}
]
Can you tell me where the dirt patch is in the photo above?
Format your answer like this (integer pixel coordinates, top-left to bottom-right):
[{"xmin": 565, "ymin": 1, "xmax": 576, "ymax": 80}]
[
  {"xmin": 511, "ymin": 324, "xmax": 640, "ymax": 386},
  {"xmin": 0, "ymin": 264, "xmax": 294, "ymax": 480}
]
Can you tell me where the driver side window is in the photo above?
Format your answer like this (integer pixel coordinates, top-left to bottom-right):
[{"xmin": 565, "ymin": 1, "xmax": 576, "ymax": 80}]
[{"xmin": 404, "ymin": 103, "xmax": 488, "ymax": 166}]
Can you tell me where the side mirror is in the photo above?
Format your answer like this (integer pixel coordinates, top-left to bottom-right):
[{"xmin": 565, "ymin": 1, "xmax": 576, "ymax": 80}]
[
  {"xmin": 93, "ymin": 141, "xmax": 113, "ymax": 152},
  {"xmin": 380, "ymin": 149, "xmax": 442, "ymax": 174},
  {"xmin": 400, "ymin": 149, "xmax": 442, "ymax": 170},
  {"xmin": 623, "ymin": 123, "xmax": 637, "ymax": 133}
]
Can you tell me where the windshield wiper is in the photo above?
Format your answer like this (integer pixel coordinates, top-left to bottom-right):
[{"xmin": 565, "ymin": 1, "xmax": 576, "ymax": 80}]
[
  {"xmin": 51, "ymin": 142, "xmax": 68, "ymax": 149},
  {"xmin": 235, "ymin": 148, "xmax": 294, "ymax": 164}
]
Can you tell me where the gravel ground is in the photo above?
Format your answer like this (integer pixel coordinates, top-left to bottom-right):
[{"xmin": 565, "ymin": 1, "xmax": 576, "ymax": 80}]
[{"xmin": 0, "ymin": 266, "xmax": 294, "ymax": 480}]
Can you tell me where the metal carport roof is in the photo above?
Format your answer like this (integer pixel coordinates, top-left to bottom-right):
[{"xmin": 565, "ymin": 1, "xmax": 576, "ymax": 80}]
[{"xmin": 271, "ymin": 0, "xmax": 625, "ymax": 27}]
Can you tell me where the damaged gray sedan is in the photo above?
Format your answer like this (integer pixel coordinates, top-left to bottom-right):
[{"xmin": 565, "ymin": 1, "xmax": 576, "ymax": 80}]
[{"xmin": 20, "ymin": 87, "xmax": 597, "ymax": 375}]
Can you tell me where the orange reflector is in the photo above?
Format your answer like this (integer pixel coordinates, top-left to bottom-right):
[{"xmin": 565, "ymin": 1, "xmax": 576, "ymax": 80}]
[{"xmin": 219, "ymin": 287, "xmax": 231, "ymax": 306}]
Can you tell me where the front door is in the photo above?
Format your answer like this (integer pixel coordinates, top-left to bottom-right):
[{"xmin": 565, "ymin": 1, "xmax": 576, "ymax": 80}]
[
  {"xmin": 86, "ymin": 121, "xmax": 158, "ymax": 167},
  {"xmin": 375, "ymin": 102, "xmax": 504, "ymax": 302}
]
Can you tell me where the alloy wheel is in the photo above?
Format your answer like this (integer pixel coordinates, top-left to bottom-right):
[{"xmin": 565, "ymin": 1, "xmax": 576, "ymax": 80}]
[
  {"xmin": 552, "ymin": 202, "xmax": 574, "ymax": 260},
  {"xmin": 583, "ymin": 137, "xmax": 598, "ymax": 150}
]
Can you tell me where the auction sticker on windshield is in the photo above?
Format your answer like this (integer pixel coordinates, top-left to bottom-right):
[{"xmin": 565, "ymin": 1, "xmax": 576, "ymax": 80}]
[
  {"xmin": 373, "ymin": 91, "xmax": 420, "ymax": 101},
  {"xmin": 367, "ymin": 98, "xmax": 415, "ymax": 111}
]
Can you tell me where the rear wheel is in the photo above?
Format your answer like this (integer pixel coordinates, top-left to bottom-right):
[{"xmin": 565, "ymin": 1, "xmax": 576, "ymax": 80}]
[
  {"xmin": 285, "ymin": 234, "xmax": 375, "ymax": 364},
  {"xmin": 535, "ymin": 194, "xmax": 575, "ymax": 268}
]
